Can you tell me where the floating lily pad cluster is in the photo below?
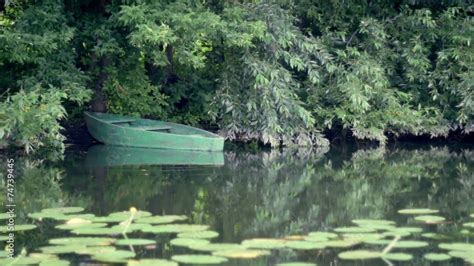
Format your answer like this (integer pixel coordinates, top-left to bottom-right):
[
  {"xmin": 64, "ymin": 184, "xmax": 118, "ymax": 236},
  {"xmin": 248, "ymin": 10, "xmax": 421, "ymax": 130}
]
[
  {"xmin": 1, "ymin": 207, "xmax": 184, "ymax": 265},
  {"xmin": 1, "ymin": 206, "xmax": 473, "ymax": 265}
]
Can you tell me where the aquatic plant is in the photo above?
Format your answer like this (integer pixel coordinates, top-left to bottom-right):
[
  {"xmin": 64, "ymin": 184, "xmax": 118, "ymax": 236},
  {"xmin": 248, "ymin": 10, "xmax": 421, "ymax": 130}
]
[{"xmin": 3, "ymin": 205, "xmax": 472, "ymax": 265}]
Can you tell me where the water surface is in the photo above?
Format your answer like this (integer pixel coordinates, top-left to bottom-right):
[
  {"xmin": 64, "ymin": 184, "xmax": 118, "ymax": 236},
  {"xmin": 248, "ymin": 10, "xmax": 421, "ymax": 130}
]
[{"xmin": 1, "ymin": 143, "xmax": 473, "ymax": 265}]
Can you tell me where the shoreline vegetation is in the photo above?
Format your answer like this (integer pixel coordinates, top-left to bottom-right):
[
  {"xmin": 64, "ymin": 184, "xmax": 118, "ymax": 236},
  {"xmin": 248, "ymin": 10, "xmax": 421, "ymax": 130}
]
[{"xmin": 1, "ymin": 1, "xmax": 473, "ymax": 154}]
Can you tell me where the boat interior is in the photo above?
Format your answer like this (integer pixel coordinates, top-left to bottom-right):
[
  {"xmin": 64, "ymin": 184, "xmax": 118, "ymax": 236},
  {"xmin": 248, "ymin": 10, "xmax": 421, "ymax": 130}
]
[{"xmin": 91, "ymin": 112, "xmax": 219, "ymax": 138}]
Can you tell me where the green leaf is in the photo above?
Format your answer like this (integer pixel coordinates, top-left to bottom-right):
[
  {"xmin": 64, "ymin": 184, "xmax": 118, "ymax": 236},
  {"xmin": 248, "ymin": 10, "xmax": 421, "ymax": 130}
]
[
  {"xmin": 338, "ymin": 250, "xmax": 381, "ymax": 260},
  {"xmin": 170, "ymin": 238, "xmax": 210, "ymax": 248},
  {"xmin": 242, "ymin": 238, "xmax": 287, "ymax": 249},
  {"xmin": 424, "ymin": 253, "xmax": 451, "ymax": 261},
  {"xmin": 127, "ymin": 259, "xmax": 177, "ymax": 266},
  {"xmin": 115, "ymin": 239, "xmax": 155, "ymax": 246},
  {"xmin": 177, "ymin": 230, "xmax": 219, "ymax": 239},
  {"xmin": 285, "ymin": 241, "xmax": 326, "ymax": 250},
  {"xmin": 171, "ymin": 255, "xmax": 228, "ymax": 264},
  {"xmin": 398, "ymin": 208, "xmax": 439, "ymax": 215}
]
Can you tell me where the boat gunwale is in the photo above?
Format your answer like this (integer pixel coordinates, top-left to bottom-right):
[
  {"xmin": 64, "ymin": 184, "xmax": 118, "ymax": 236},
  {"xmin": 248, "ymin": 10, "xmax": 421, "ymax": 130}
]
[{"xmin": 85, "ymin": 112, "xmax": 224, "ymax": 140}]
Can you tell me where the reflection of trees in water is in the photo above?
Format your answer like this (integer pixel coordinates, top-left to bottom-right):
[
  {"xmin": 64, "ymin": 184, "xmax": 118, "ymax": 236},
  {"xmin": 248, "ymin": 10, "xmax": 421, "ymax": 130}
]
[
  {"xmin": 0, "ymin": 156, "xmax": 91, "ymax": 253},
  {"xmin": 203, "ymin": 148, "xmax": 329, "ymax": 241},
  {"xmin": 206, "ymin": 147, "xmax": 473, "ymax": 240},
  {"xmin": 0, "ymin": 157, "xmax": 90, "ymax": 222},
  {"xmin": 75, "ymin": 164, "xmax": 223, "ymax": 215},
  {"xmin": 0, "ymin": 147, "xmax": 471, "ymax": 257},
  {"xmin": 93, "ymin": 166, "xmax": 168, "ymax": 213}
]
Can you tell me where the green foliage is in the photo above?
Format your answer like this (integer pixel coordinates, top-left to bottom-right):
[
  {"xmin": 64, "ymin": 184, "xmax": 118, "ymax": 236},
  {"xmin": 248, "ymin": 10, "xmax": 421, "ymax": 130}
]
[
  {"xmin": 212, "ymin": 2, "xmax": 328, "ymax": 146},
  {"xmin": 1, "ymin": 0, "xmax": 473, "ymax": 152},
  {"xmin": 0, "ymin": 0, "xmax": 90, "ymax": 152},
  {"xmin": 0, "ymin": 88, "xmax": 67, "ymax": 153},
  {"xmin": 102, "ymin": 52, "xmax": 168, "ymax": 117},
  {"xmin": 297, "ymin": 1, "xmax": 473, "ymax": 142}
]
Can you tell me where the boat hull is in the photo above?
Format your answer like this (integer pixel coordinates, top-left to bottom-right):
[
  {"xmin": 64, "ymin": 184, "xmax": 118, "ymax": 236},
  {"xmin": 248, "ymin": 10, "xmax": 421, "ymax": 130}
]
[{"xmin": 85, "ymin": 112, "xmax": 224, "ymax": 151}]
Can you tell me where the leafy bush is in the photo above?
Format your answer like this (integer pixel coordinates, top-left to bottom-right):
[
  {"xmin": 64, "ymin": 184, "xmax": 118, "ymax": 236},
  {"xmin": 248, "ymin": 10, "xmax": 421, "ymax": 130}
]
[
  {"xmin": 0, "ymin": 0, "xmax": 472, "ymax": 152},
  {"xmin": 0, "ymin": 88, "xmax": 67, "ymax": 153}
]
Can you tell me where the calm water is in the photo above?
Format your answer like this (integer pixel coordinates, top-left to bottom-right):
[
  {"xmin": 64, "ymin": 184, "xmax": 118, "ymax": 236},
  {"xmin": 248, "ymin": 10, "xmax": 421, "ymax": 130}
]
[{"xmin": 1, "ymin": 143, "xmax": 473, "ymax": 265}]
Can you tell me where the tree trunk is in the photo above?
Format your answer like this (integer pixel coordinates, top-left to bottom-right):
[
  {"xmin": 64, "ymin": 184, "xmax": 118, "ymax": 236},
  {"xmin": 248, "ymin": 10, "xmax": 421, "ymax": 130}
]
[
  {"xmin": 165, "ymin": 44, "xmax": 178, "ymax": 84},
  {"xmin": 91, "ymin": 56, "xmax": 109, "ymax": 113}
]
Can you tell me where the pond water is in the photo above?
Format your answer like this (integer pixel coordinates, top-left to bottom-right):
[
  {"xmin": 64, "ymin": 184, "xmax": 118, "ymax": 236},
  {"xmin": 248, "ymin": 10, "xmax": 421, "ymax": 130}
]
[{"xmin": 1, "ymin": 143, "xmax": 473, "ymax": 265}]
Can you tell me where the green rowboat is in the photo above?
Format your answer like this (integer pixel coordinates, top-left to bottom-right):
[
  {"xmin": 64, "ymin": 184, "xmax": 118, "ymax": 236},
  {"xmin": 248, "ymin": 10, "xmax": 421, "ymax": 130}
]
[
  {"xmin": 86, "ymin": 145, "xmax": 224, "ymax": 166},
  {"xmin": 85, "ymin": 112, "xmax": 224, "ymax": 151}
]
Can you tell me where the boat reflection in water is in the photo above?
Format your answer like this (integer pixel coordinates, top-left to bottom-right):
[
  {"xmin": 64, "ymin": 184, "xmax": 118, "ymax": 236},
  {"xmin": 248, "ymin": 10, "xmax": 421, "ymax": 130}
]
[{"xmin": 86, "ymin": 145, "xmax": 225, "ymax": 167}]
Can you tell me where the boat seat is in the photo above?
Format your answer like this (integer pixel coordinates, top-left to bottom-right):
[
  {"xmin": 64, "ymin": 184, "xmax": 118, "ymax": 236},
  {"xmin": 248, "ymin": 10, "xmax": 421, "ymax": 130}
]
[
  {"xmin": 107, "ymin": 119, "xmax": 136, "ymax": 124},
  {"xmin": 132, "ymin": 126, "xmax": 172, "ymax": 131}
]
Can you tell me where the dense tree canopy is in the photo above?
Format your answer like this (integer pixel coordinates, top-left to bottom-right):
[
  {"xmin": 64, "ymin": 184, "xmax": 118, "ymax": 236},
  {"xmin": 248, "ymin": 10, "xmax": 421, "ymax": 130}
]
[{"xmin": 0, "ymin": 0, "xmax": 472, "ymax": 152}]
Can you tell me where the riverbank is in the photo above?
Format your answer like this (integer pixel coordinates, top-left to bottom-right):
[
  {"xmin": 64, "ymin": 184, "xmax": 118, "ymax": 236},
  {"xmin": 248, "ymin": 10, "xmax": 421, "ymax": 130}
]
[{"xmin": 62, "ymin": 119, "xmax": 474, "ymax": 152}]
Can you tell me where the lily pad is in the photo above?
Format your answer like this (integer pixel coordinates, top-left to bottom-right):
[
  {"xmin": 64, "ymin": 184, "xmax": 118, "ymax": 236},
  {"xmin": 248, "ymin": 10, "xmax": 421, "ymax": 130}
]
[
  {"xmin": 39, "ymin": 259, "xmax": 70, "ymax": 266},
  {"xmin": 111, "ymin": 223, "xmax": 152, "ymax": 233},
  {"xmin": 303, "ymin": 235, "xmax": 329, "ymax": 242},
  {"xmin": 142, "ymin": 224, "xmax": 209, "ymax": 234},
  {"xmin": 29, "ymin": 212, "xmax": 66, "ymax": 220},
  {"xmin": 92, "ymin": 250, "xmax": 136, "ymax": 263},
  {"xmin": 391, "ymin": 227, "xmax": 423, "ymax": 233},
  {"xmin": 285, "ymin": 241, "xmax": 326, "ymax": 250},
  {"xmin": 0, "ymin": 213, "xmax": 13, "ymax": 220},
  {"xmin": 382, "ymin": 253, "xmax": 413, "ymax": 261},
  {"xmin": 307, "ymin": 232, "xmax": 338, "ymax": 239},
  {"xmin": 108, "ymin": 210, "xmax": 152, "ymax": 220},
  {"xmin": 284, "ymin": 235, "xmax": 305, "ymax": 241},
  {"xmin": 41, "ymin": 207, "xmax": 85, "ymax": 214},
  {"xmin": 28, "ymin": 253, "xmax": 59, "ymax": 260},
  {"xmin": 383, "ymin": 227, "xmax": 423, "ymax": 237},
  {"xmin": 115, "ymin": 238, "xmax": 156, "ymax": 246},
  {"xmin": 62, "ymin": 217, "xmax": 91, "ymax": 225},
  {"xmin": 76, "ymin": 246, "xmax": 117, "ymax": 255},
  {"xmin": 0, "ymin": 257, "xmax": 41, "ymax": 265},
  {"xmin": 189, "ymin": 243, "xmax": 245, "ymax": 252},
  {"xmin": 55, "ymin": 222, "xmax": 107, "ymax": 230},
  {"xmin": 178, "ymin": 230, "xmax": 219, "ymax": 239},
  {"xmin": 135, "ymin": 215, "xmax": 187, "ymax": 224},
  {"xmin": 352, "ymin": 219, "xmax": 395, "ymax": 225},
  {"xmin": 398, "ymin": 208, "xmax": 439, "ymax": 215},
  {"xmin": 72, "ymin": 227, "xmax": 123, "ymax": 235},
  {"xmin": 276, "ymin": 263, "xmax": 317, "ymax": 266},
  {"xmin": 357, "ymin": 224, "xmax": 396, "ymax": 230},
  {"xmin": 463, "ymin": 222, "xmax": 474, "ymax": 228},
  {"xmin": 49, "ymin": 237, "xmax": 115, "ymax": 246},
  {"xmin": 0, "ymin": 224, "xmax": 37, "ymax": 232},
  {"xmin": 54, "ymin": 214, "xmax": 96, "ymax": 221},
  {"xmin": 127, "ymin": 259, "xmax": 178, "ymax": 266},
  {"xmin": 338, "ymin": 250, "xmax": 381, "ymax": 260},
  {"xmin": 334, "ymin": 227, "xmax": 375, "ymax": 233},
  {"xmin": 421, "ymin": 233, "xmax": 447, "ymax": 239},
  {"xmin": 364, "ymin": 240, "xmax": 428, "ymax": 248},
  {"xmin": 170, "ymin": 238, "xmax": 210, "ymax": 248},
  {"xmin": 324, "ymin": 240, "xmax": 360, "ymax": 248},
  {"xmin": 424, "ymin": 253, "xmax": 451, "ymax": 261},
  {"xmin": 343, "ymin": 233, "xmax": 383, "ymax": 242},
  {"xmin": 414, "ymin": 215, "xmax": 446, "ymax": 223},
  {"xmin": 40, "ymin": 245, "xmax": 86, "ymax": 254},
  {"xmin": 171, "ymin": 255, "xmax": 228, "ymax": 264},
  {"xmin": 448, "ymin": 251, "xmax": 474, "ymax": 260},
  {"xmin": 439, "ymin": 243, "xmax": 474, "ymax": 252},
  {"xmin": 91, "ymin": 216, "xmax": 132, "ymax": 223},
  {"xmin": 242, "ymin": 238, "xmax": 287, "ymax": 249},
  {"xmin": 212, "ymin": 249, "xmax": 270, "ymax": 259}
]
